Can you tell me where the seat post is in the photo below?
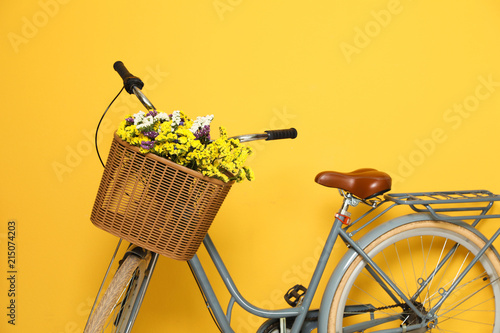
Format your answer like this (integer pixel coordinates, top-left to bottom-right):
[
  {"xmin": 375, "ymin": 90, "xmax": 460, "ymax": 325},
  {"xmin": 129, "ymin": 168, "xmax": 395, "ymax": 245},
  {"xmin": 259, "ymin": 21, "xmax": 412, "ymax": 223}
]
[{"xmin": 336, "ymin": 191, "xmax": 361, "ymax": 226}]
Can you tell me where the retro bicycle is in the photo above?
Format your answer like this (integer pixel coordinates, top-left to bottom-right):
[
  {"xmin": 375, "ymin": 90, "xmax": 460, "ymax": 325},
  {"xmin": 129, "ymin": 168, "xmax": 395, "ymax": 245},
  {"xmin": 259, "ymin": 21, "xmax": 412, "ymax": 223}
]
[{"xmin": 84, "ymin": 62, "xmax": 500, "ymax": 333}]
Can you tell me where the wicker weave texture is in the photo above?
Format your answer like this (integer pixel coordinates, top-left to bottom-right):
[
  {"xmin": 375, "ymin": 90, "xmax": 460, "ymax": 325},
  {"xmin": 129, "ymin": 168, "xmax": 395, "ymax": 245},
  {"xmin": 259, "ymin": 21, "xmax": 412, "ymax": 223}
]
[{"xmin": 91, "ymin": 134, "xmax": 232, "ymax": 260}]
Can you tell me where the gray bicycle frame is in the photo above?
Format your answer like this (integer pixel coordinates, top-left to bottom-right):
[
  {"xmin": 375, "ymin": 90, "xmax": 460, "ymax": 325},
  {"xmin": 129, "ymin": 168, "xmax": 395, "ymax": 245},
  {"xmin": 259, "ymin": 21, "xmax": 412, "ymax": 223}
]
[
  {"xmin": 87, "ymin": 185, "xmax": 500, "ymax": 333},
  {"xmin": 187, "ymin": 217, "xmax": 342, "ymax": 333},
  {"xmin": 115, "ymin": 200, "xmax": 346, "ymax": 333},
  {"xmin": 103, "ymin": 85, "xmax": 500, "ymax": 333},
  {"xmin": 109, "ymin": 204, "xmax": 500, "ymax": 333},
  {"xmin": 184, "ymin": 206, "xmax": 500, "ymax": 333}
]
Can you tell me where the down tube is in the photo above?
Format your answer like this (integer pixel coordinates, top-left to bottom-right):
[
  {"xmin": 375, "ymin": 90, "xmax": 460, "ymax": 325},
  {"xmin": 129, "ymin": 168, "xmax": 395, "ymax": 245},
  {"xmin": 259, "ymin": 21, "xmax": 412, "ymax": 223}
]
[
  {"xmin": 188, "ymin": 252, "xmax": 300, "ymax": 333},
  {"xmin": 202, "ymin": 234, "xmax": 301, "ymax": 318},
  {"xmin": 188, "ymin": 254, "xmax": 235, "ymax": 332},
  {"xmin": 199, "ymin": 221, "xmax": 342, "ymax": 333}
]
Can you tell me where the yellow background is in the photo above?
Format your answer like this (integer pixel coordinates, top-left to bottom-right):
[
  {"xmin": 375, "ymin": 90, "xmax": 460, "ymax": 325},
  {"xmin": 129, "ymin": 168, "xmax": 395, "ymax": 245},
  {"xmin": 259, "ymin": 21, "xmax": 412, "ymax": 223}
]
[{"xmin": 2, "ymin": 0, "xmax": 500, "ymax": 332}]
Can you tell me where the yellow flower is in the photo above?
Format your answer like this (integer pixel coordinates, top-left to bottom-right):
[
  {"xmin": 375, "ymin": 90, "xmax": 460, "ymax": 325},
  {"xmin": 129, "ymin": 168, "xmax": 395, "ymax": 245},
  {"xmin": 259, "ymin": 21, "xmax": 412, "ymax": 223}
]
[
  {"xmin": 117, "ymin": 110, "xmax": 254, "ymax": 183},
  {"xmin": 166, "ymin": 133, "xmax": 176, "ymax": 142},
  {"xmin": 155, "ymin": 134, "xmax": 167, "ymax": 143},
  {"xmin": 190, "ymin": 140, "xmax": 201, "ymax": 149},
  {"xmin": 244, "ymin": 167, "xmax": 255, "ymax": 181},
  {"xmin": 160, "ymin": 122, "xmax": 171, "ymax": 133}
]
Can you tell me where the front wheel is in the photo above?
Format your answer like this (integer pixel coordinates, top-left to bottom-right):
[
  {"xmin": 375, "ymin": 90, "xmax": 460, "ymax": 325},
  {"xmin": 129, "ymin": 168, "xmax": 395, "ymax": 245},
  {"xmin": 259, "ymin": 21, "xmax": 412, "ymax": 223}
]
[
  {"xmin": 84, "ymin": 251, "xmax": 152, "ymax": 333},
  {"xmin": 328, "ymin": 220, "xmax": 500, "ymax": 332}
]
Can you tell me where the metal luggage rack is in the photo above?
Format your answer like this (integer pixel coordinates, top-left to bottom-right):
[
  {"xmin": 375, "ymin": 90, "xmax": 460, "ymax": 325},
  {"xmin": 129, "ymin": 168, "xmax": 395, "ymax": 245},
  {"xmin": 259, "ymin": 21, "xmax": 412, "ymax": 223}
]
[{"xmin": 385, "ymin": 190, "xmax": 500, "ymax": 225}]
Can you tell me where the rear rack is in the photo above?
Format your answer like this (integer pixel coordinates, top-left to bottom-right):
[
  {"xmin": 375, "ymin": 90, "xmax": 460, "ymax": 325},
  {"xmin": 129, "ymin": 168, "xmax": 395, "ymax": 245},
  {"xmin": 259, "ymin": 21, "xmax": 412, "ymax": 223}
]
[{"xmin": 385, "ymin": 190, "xmax": 500, "ymax": 225}]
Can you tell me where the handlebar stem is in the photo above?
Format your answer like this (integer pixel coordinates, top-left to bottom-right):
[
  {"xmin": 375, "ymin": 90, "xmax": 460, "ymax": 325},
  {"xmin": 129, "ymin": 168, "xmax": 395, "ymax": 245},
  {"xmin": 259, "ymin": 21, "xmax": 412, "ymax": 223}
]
[{"xmin": 132, "ymin": 86, "xmax": 156, "ymax": 111}]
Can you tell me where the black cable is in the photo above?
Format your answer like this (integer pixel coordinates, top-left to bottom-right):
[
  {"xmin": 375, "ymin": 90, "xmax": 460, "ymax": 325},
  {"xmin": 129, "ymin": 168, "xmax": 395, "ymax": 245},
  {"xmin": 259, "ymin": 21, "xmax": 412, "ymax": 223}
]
[
  {"xmin": 95, "ymin": 86, "xmax": 125, "ymax": 168},
  {"xmin": 187, "ymin": 261, "xmax": 223, "ymax": 332}
]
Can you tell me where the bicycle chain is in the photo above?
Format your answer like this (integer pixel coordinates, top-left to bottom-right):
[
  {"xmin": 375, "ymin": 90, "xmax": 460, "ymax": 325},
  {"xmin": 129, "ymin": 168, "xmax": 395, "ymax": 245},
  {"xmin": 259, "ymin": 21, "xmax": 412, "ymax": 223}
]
[
  {"xmin": 348, "ymin": 302, "xmax": 405, "ymax": 313},
  {"xmin": 261, "ymin": 304, "xmax": 408, "ymax": 333}
]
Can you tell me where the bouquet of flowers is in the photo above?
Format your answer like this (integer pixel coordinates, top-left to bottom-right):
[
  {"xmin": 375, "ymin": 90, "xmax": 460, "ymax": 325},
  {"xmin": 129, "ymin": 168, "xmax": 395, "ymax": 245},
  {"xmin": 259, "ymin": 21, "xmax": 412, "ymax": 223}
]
[{"xmin": 116, "ymin": 110, "xmax": 254, "ymax": 183}]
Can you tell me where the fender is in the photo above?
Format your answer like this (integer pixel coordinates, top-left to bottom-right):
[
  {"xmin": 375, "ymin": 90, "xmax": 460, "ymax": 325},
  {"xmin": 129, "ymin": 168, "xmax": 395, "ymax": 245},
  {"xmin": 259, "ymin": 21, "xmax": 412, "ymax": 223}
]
[{"xmin": 316, "ymin": 212, "xmax": 500, "ymax": 333}]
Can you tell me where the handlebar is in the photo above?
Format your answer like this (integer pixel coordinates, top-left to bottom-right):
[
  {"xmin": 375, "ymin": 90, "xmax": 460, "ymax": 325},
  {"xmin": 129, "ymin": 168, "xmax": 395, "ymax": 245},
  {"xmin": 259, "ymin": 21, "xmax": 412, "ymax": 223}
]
[
  {"xmin": 266, "ymin": 128, "xmax": 297, "ymax": 140},
  {"xmin": 113, "ymin": 61, "xmax": 156, "ymax": 111},
  {"xmin": 113, "ymin": 61, "xmax": 297, "ymax": 142},
  {"xmin": 113, "ymin": 61, "xmax": 145, "ymax": 93},
  {"xmin": 232, "ymin": 128, "xmax": 297, "ymax": 143}
]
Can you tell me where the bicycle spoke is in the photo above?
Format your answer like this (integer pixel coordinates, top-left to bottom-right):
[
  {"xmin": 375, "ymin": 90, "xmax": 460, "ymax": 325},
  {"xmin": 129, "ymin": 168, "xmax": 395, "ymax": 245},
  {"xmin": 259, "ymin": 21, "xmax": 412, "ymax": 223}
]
[
  {"xmin": 407, "ymin": 238, "xmax": 418, "ymax": 301},
  {"xmin": 421, "ymin": 251, "xmax": 469, "ymax": 306},
  {"xmin": 394, "ymin": 242, "xmax": 410, "ymax": 297},
  {"xmin": 420, "ymin": 235, "xmax": 435, "ymax": 309},
  {"xmin": 382, "ymin": 250, "xmax": 397, "ymax": 292},
  {"xmin": 348, "ymin": 283, "xmax": 399, "ymax": 317},
  {"xmin": 437, "ymin": 311, "xmax": 494, "ymax": 327},
  {"xmin": 449, "ymin": 250, "xmax": 469, "ymax": 288},
  {"xmin": 356, "ymin": 264, "xmax": 410, "ymax": 310},
  {"xmin": 438, "ymin": 282, "xmax": 497, "ymax": 321},
  {"xmin": 427, "ymin": 244, "xmax": 459, "ymax": 305},
  {"xmin": 424, "ymin": 238, "xmax": 448, "ymax": 308},
  {"xmin": 434, "ymin": 327, "xmax": 462, "ymax": 333},
  {"xmin": 426, "ymin": 271, "xmax": 489, "ymax": 306}
]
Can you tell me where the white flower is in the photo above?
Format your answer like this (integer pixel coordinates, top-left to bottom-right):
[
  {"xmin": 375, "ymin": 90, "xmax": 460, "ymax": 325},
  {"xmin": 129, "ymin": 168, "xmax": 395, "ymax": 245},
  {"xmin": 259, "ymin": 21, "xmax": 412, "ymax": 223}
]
[
  {"xmin": 155, "ymin": 112, "xmax": 170, "ymax": 122},
  {"xmin": 133, "ymin": 110, "xmax": 146, "ymax": 124},
  {"xmin": 190, "ymin": 114, "xmax": 214, "ymax": 134},
  {"xmin": 133, "ymin": 110, "xmax": 156, "ymax": 131},
  {"xmin": 171, "ymin": 111, "xmax": 182, "ymax": 124}
]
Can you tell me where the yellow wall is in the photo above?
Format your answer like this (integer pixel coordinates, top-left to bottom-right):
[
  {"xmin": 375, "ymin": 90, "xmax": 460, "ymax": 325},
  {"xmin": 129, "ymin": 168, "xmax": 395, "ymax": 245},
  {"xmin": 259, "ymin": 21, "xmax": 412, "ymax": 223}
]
[{"xmin": 2, "ymin": 0, "xmax": 500, "ymax": 332}]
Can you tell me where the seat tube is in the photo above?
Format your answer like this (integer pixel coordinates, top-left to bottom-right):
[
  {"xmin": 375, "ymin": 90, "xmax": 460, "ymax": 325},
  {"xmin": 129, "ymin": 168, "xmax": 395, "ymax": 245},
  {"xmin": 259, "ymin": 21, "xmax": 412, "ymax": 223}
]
[{"xmin": 291, "ymin": 214, "xmax": 344, "ymax": 332}]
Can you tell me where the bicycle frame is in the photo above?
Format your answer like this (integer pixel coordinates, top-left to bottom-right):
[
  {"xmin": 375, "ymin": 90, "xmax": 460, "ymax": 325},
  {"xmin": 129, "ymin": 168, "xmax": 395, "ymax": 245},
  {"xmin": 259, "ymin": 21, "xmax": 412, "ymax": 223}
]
[
  {"xmin": 105, "ymin": 193, "xmax": 500, "ymax": 333},
  {"xmin": 189, "ymin": 214, "xmax": 429, "ymax": 333},
  {"xmin": 94, "ymin": 63, "xmax": 500, "ymax": 333},
  {"xmin": 110, "ymin": 198, "xmax": 346, "ymax": 333},
  {"xmin": 185, "ymin": 193, "xmax": 500, "ymax": 333},
  {"xmin": 187, "ymin": 218, "xmax": 343, "ymax": 333},
  {"xmin": 183, "ymin": 199, "xmax": 500, "ymax": 333}
]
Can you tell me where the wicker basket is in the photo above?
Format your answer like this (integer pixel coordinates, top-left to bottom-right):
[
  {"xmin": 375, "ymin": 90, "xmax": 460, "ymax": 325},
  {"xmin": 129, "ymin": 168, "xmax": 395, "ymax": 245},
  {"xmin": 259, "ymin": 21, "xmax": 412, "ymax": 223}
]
[{"xmin": 91, "ymin": 133, "xmax": 233, "ymax": 260}]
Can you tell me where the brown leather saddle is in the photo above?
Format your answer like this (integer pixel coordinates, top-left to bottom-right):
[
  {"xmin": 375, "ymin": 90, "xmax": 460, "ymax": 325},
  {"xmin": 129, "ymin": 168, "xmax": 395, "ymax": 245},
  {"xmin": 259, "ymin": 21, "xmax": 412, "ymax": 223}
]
[{"xmin": 315, "ymin": 168, "xmax": 392, "ymax": 199}]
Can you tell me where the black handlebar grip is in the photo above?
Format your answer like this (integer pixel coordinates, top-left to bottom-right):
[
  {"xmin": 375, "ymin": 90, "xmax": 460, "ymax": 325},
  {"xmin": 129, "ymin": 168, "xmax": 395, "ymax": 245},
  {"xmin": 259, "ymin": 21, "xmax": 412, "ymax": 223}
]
[
  {"xmin": 113, "ymin": 61, "xmax": 144, "ymax": 94},
  {"xmin": 265, "ymin": 128, "xmax": 298, "ymax": 140}
]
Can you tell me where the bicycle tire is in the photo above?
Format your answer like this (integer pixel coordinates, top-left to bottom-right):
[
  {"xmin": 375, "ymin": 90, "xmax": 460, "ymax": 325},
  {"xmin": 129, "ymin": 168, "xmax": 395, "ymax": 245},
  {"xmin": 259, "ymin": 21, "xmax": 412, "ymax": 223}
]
[
  {"xmin": 84, "ymin": 252, "xmax": 151, "ymax": 333},
  {"xmin": 328, "ymin": 220, "xmax": 500, "ymax": 333}
]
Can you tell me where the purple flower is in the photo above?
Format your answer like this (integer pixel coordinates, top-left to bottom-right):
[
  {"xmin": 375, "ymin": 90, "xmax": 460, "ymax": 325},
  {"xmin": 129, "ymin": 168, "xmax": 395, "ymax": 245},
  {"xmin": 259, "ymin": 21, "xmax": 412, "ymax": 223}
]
[
  {"xmin": 146, "ymin": 110, "xmax": 158, "ymax": 117},
  {"xmin": 140, "ymin": 140, "xmax": 155, "ymax": 150},
  {"xmin": 143, "ymin": 131, "xmax": 159, "ymax": 139},
  {"xmin": 125, "ymin": 117, "xmax": 134, "ymax": 123},
  {"xmin": 195, "ymin": 125, "xmax": 211, "ymax": 141}
]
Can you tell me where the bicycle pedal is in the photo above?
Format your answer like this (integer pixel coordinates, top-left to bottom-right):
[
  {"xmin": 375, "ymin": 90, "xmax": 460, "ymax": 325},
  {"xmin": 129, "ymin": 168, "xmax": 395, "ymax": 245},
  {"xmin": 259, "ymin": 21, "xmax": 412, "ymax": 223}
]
[{"xmin": 284, "ymin": 284, "xmax": 307, "ymax": 307}]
